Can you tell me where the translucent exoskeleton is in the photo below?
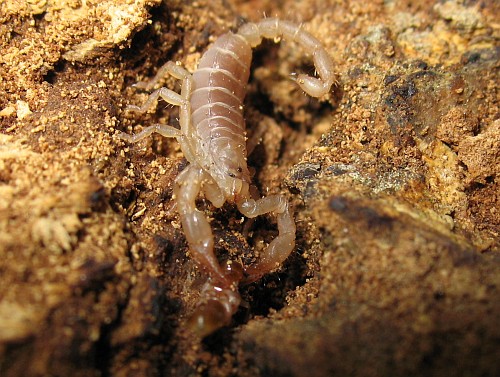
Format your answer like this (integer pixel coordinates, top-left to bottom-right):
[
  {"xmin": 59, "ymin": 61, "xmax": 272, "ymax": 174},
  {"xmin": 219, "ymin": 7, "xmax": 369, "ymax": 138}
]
[{"xmin": 119, "ymin": 18, "xmax": 336, "ymax": 336}]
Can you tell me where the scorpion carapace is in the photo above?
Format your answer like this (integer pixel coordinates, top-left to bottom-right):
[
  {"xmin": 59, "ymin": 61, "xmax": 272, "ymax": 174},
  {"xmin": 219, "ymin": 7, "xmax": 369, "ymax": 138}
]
[{"xmin": 119, "ymin": 18, "xmax": 336, "ymax": 337}]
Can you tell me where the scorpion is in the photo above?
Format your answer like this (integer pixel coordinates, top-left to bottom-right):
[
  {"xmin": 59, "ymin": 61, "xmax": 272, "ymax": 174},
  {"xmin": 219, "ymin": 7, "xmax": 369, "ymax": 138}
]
[{"xmin": 119, "ymin": 18, "xmax": 336, "ymax": 336}]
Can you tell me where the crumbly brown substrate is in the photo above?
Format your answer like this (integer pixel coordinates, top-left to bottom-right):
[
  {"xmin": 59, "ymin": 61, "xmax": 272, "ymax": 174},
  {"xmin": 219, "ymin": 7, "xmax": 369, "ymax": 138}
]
[{"xmin": 0, "ymin": 0, "xmax": 498, "ymax": 376}]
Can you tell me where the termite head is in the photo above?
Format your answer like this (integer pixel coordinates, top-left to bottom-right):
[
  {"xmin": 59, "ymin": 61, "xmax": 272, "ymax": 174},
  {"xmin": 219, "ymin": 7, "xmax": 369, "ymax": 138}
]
[
  {"xmin": 187, "ymin": 299, "xmax": 231, "ymax": 338},
  {"xmin": 187, "ymin": 265, "xmax": 243, "ymax": 337}
]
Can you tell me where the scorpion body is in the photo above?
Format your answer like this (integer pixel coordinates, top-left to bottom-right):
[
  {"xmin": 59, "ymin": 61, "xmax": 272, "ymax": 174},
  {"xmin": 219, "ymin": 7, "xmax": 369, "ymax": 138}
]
[{"xmin": 120, "ymin": 18, "xmax": 336, "ymax": 336}]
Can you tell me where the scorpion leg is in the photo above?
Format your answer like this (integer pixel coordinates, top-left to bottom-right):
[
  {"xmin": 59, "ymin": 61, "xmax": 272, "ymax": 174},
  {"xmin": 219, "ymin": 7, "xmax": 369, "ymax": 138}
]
[
  {"xmin": 119, "ymin": 62, "xmax": 197, "ymax": 163},
  {"xmin": 133, "ymin": 61, "xmax": 191, "ymax": 91},
  {"xmin": 119, "ymin": 86, "xmax": 185, "ymax": 142},
  {"xmin": 125, "ymin": 62, "xmax": 192, "ymax": 113},
  {"xmin": 237, "ymin": 195, "xmax": 296, "ymax": 283},
  {"xmin": 118, "ymin": 123, "xmax": 181, "ymax": 142},
  {"xmin": 125, "ymin": 87, "xmax": 185, "ymax": 113}
]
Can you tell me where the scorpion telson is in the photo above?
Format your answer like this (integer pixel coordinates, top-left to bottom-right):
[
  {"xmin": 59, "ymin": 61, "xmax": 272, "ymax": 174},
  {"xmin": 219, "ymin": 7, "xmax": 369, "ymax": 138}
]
[{"xmin": 119, "ymin": 18, "xmax": 336, "ymax": 337}]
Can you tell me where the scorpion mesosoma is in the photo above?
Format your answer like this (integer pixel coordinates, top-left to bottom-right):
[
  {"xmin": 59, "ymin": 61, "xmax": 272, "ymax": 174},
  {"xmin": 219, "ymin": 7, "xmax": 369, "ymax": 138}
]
[{"xmin": 120, "ymin": 18, "xmax": 336, "ymax": 336}]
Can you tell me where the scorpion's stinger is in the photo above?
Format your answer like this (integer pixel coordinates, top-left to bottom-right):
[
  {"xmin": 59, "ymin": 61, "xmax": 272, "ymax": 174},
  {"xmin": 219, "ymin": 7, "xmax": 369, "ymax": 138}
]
[{"xmin": 237, "ymin": 18, "xmax": 336, "ymax": 98}]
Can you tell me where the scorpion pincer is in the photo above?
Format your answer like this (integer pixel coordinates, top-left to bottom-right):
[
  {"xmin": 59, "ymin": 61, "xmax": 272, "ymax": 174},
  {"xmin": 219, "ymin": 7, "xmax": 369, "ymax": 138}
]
[{"xmin": 119, "ymin": 18, "xmax": 336, "ymax": 336}]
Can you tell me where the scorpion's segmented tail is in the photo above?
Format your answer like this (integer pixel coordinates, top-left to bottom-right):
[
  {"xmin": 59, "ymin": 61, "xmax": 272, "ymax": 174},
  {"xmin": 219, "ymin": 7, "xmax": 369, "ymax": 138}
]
[{"xmin": 237, "ymin": 17, "xmax": 336, "ymax": 97}]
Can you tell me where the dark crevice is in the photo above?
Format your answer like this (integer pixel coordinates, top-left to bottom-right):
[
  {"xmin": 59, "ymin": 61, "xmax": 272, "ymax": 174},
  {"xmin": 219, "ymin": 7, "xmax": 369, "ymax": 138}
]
[{"xmin": 42, "ymin": 60, "xmax": 67, "ymax": 85}]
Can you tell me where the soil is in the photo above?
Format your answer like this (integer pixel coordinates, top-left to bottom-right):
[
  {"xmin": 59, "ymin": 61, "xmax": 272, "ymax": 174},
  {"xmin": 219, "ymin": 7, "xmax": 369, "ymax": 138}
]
[{"xmin": 0, "ymin": 0, "xmax": 498, "ymax": 376}]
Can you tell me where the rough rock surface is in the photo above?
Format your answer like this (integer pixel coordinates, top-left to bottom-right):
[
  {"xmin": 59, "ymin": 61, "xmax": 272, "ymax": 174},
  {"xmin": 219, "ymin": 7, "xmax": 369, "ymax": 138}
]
[{"xmin": 0, "ymin": 0, "xmax": 498, "ymax": 376}]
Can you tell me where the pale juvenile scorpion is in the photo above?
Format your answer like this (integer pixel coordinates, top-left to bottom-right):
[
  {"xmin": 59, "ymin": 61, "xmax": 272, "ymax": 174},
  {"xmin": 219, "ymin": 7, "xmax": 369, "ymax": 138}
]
[{"xmin": 120, "ymin": 18, "xmax": 336, "ymax": 336}]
